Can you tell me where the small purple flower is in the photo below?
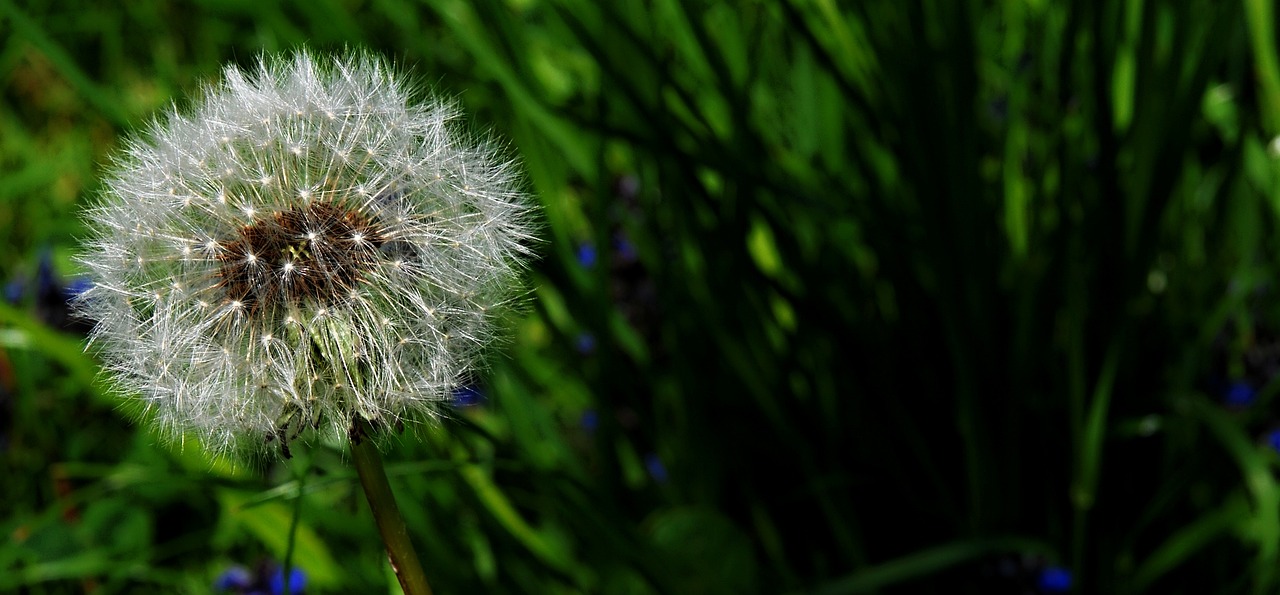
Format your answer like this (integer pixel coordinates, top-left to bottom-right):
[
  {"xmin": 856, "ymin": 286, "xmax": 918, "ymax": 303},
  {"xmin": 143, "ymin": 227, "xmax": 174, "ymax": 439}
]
[
  {"xmin": 613, "ymin": 234, "xmax": 637, "ymax": 263},
  {"xmin": 1224, "ymin": 381, "xmax": 1257, "ymax": 406},
  {"xmin": 4, "ymin": 279, "xmax": 23, "ymax": 304},
  {"xmin": 35, "ymin": 251, "xmax": 58, "ymax": 298},
  {"xmin": 580, "ymin": 409, "xmax": 599, "ymax": 433},
  {"xmin": 62, "ymin": 277, "xmax": 93, "ymax": 300},
  {"xmin": 1037, "ymin": 565, "xmax": 1072, "ymax": 593},
  {"xmin": 575, "ymin": 332, "xmax": 597, "ymax": 354},
  {"xmin": 644, "ymin": 452, "xmax": 668, "ymax": 483},
  {"xmin": 269, "ymin": 566, "xmax": 307, "ymax": 595},
  {"xmin": 450, "ymin": 385, "xmax": 486, "ymax": 408},
  {"xmin": 214, "ymin": 565, "xmax": 253, "ymax": 591},
  {"xmin": 1266, "ymin": 429, "xmax": 1280, "ymax": 454},
  {"xmin": 576, "ymin": 242, "xmax": 597, "ymax": 268},
  {"xmin": 614, "ymin": 174, "xmax": 640, "ymax": 201}
]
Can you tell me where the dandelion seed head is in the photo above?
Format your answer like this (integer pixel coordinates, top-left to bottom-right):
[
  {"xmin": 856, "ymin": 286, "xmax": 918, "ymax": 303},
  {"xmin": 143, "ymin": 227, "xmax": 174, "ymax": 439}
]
[{"xmin": 75, "ymin": 50, "xmax": 538, "ymax": 459}]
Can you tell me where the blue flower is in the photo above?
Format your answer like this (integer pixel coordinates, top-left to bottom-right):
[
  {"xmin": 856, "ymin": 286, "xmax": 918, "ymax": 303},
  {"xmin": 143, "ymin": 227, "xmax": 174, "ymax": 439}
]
[
  {"xmin": 580, "ymin": 409, "xmax": 599, "ymax": 432},
  {"xmin": 1224, "ymin": 381, "xmax": 1257, "ymax": 406},
  {"xmin": 1266, "ymin": 429, "xmax": 1280, "ymax": 454},
  {"xmin": 62, "ymin": 277, "xmax": 93, "ymax": 301},
  {"xmin": 269, "ymin": 566, "xmax": 306, "ymax": 595},
  {"xmin": 1037, "ymin": 565, "xmax": 1072, "ymax": 593},
  {"xmin": 575, "ymin": 332, "xmax": 597, "ymax": 354},
  {"xmin": 613, "ymin": 234, "xmax": 637, "ymax": 263},
  {"xmin": 214, "ymin": 565, "xmax": 253, "ymax": 591},
  {"xmin": 575, "ymin": 243, "xmax": 597, "ymax": 268},
  {"xmin": 4, "ymin": 279, "xmax": 23, "ymax": 304},
  {"xmin": 644, "ymin": 452, "xmax": 668, "ymax": 483},
  {"xmin": 35, "ymin": 250, "xmax": 58, "ymax": 298},
  {"xmin": 450, "ymin": 385, "xmax": 486, "ymax": 408}
]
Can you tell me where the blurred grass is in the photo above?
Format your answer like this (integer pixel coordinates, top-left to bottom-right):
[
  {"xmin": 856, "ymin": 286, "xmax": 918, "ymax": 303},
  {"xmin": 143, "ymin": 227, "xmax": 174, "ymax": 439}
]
[{"xmin": 5, "ymin": 0, "xmax": 1280, "ymax": 593}]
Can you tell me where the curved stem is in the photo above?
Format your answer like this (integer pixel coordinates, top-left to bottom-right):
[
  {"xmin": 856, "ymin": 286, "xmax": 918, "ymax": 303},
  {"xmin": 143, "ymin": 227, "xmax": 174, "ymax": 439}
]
[{"xmin": 351, "ymin": 419, "xmax": 433, "ymax": 595}]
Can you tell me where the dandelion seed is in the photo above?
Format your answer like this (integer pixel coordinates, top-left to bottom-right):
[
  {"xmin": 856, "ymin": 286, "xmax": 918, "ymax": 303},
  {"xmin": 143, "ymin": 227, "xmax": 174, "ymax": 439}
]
[{"xmin": 75, "ymin": 50, "xmax": 537, "ymax": 459}]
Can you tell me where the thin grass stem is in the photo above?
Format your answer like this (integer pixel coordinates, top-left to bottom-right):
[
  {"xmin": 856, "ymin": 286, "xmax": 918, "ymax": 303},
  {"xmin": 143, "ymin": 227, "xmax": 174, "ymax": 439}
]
[{"xmin": 282, "ymin": 455, "xmax": 310, "ymax": 595}]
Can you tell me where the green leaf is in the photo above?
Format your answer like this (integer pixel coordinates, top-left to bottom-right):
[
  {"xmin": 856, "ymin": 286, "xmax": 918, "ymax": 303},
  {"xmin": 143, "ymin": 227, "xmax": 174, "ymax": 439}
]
[
  {"xmin": 812, "ymin": 538, "xmax": 1056, "ymax": 594},
  {"xmin": 217, "ymin": 489, "xmax": 342, "ymax": 588}
]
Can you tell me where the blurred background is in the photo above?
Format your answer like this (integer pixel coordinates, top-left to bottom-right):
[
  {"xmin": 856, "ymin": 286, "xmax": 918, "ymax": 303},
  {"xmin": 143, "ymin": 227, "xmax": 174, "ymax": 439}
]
[{"xmin": 4, "ymin": 0, "xmax": 1280, "ymax": 593}]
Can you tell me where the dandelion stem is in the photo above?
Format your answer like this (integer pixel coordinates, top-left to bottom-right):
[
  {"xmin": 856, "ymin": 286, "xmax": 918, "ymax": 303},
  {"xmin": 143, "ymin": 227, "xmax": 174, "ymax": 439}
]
[{"xmin": 351, "ymin": 419, "xmax": 433, "ymax": 595}]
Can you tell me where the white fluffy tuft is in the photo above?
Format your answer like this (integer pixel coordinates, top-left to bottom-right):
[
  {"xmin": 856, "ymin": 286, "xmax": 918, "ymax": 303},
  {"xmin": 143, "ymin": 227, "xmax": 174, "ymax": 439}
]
[{"xmin": 75, "ymin": 50, "xmax": 537, "ymax": 459}]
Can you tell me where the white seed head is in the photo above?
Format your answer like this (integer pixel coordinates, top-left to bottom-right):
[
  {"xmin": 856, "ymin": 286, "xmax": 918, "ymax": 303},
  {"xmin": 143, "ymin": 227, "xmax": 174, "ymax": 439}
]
[{"xmin": 75, "ymin": 50, "xmax": 538, "ymax": 459}]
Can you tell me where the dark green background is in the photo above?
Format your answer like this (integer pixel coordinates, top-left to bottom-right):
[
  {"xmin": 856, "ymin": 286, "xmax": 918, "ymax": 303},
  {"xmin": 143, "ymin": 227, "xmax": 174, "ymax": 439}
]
[{"xmin": 3, "ymin": 0, "xmax": 1280, "ymax": 593}]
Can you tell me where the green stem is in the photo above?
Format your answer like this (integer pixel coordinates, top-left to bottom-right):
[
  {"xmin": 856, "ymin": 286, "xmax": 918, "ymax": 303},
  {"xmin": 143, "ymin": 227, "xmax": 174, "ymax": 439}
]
[
  {"xmin": 351, "ymin": 419, "xmax": 433, "ymax": 595},
  {"xmin": 282, "ymin": 457, "xmax": 307, "ymax": 595}
]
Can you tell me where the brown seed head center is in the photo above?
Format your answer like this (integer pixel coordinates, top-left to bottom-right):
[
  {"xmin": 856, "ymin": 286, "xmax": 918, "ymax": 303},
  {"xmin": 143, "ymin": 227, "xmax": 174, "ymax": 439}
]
[{"xmin": 217, "ymin": 202, "xmax": 385, "ymax": 312}]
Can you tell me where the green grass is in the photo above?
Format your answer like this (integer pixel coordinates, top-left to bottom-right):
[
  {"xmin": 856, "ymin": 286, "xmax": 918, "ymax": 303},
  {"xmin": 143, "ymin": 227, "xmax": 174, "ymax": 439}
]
[{"xmin": 3, "ymin": 0, "xmax": 1280, "ymax": 593}]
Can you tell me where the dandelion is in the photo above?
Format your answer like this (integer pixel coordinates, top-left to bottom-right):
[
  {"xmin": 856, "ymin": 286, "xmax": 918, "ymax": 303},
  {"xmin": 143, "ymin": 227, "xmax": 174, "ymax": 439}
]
[
  {"xmin": 76, "ymin": 50, "xmax": 537, "ymax": 595},
  {"xmin": 75, "ymin": 50, "xmax": 536, "ymax": 459}
]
